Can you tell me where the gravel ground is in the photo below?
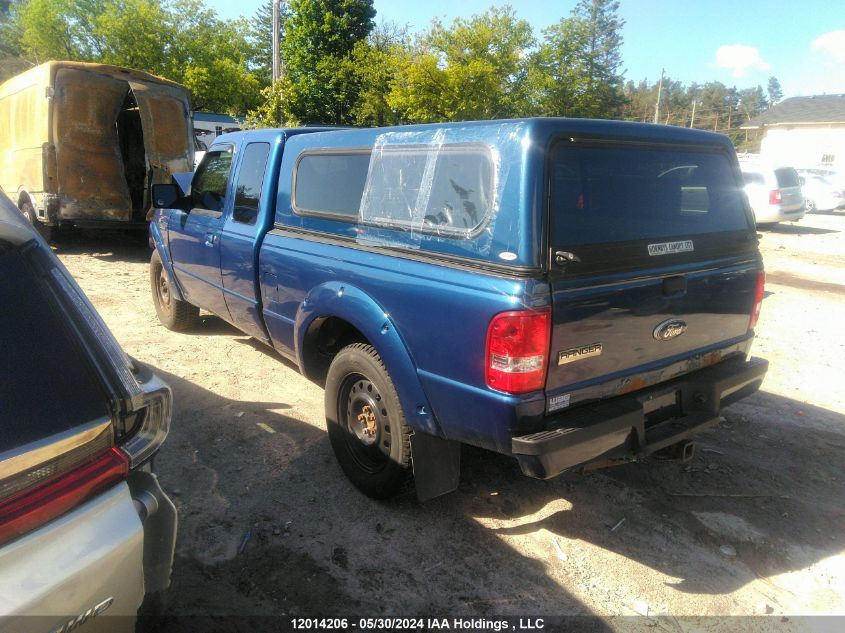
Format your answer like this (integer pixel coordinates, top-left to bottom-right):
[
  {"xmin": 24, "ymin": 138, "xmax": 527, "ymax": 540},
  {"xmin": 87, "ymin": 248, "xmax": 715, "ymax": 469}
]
[{"xmin": 53, "ymin": 212, "xmax": 845, "ymax": 629}]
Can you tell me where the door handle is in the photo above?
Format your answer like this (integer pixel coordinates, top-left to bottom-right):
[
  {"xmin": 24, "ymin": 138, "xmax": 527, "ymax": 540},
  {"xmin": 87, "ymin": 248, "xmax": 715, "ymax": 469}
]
[{"xmin": 204, "ymin": 233, "xmax": 218, "ymax": 247}]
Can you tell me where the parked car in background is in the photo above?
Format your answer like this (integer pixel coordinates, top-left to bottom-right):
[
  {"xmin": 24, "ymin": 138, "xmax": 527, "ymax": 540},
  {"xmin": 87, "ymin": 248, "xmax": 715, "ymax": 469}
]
[
  {"xmin": 0, "ymin": 192, "xmax": 176, "ymax": 632},
  {"xmin": 797, "ymin": 169, "xmax": 845, "ymax": 212},
  {"xmin": 739, "ymin": 162, "xmax": 805, "ymax": 226},
  {"xmin": 0, "ymin": 61, "xmax": 194, "ymax": 238}
]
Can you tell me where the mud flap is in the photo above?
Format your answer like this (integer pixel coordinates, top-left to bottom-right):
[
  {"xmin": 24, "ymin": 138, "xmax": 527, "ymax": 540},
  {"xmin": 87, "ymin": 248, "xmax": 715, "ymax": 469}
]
[{"xmin": 410, "ymin": 432, "xmax": 461, "ymax": 502}]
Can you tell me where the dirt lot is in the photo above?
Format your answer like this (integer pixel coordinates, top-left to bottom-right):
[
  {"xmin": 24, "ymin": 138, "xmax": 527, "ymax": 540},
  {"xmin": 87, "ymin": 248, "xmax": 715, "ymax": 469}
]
[{"xmin": 54, "ymin": 212, "xmax": 845, "ymax": 628}]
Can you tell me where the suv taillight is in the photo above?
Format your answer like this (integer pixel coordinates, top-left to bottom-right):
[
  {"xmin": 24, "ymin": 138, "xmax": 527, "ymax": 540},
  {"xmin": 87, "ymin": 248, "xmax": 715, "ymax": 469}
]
[
  {"xmin": 749, "ymin": 271, "xmax": 765, "ymax": 330},
  {"xmin": 769, "ymin": 189, "xmax": 782, "ymax": 205},
  {"xmin": 485, "ymin": 310, "xmax": 551, "ymax": 394},
  {"xmin": 0, "ymin": 443, "xmax": 128, "ymax": 546}
]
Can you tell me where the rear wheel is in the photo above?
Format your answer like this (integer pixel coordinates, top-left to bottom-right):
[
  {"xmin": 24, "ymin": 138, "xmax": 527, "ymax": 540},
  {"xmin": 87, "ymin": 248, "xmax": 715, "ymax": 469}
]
[
  {"xmin": 805, "ymin": 198, "xmax": 817, "ymax": 213},
  {"xmin": 325, "ymin": 343, "xmax": 412, "ymax": 499},
  {"xmin": 150, "ymin": 250, "xmax": 198, "ymax": 331}
]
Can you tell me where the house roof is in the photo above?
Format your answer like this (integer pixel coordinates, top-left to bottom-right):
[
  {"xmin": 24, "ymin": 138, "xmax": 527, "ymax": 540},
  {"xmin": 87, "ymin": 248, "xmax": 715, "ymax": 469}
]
[
  {"xmin": 742, "ymin": 95, "xmax": 845, "ymax": 129},
  {"xmin": 192, "ymin": 111, "xmax": 243, "ymax": 124}
]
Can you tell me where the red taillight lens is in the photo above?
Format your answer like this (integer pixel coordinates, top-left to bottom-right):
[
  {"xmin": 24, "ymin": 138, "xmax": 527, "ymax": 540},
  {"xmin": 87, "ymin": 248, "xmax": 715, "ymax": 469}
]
[
  {"xmin": 769, "ymin": 189, "xmax": 782, "ymax": 204},
  {"xmin": 0, "ymin": 448, "xmax": 128, "ymax": 545},
  {"xmin": 749, "ymin": 271, "xmax": 765, "ymax": 330},
  {"xmin": 485, "ymin": 310, "xmax": 551, "ymax": 394}
]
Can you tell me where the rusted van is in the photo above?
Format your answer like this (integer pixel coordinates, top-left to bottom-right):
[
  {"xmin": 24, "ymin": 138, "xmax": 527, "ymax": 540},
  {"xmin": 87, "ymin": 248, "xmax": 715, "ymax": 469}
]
[{"xmin": 0, "ymin": 61, "xmax": 193, "ymax": 235}]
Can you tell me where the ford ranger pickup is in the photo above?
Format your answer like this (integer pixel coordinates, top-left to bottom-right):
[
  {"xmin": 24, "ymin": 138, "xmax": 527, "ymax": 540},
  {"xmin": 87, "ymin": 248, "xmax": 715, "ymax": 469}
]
[{"xmin": 149, "ymin": 119, "xmax": 768, "ymax": 501}]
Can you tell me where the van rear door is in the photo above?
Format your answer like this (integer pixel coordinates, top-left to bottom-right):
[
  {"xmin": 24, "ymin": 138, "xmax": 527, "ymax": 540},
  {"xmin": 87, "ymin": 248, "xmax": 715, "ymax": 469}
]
[{"xmin": 545, "ymin": 140, "xmax": 760, "ymax": 408}]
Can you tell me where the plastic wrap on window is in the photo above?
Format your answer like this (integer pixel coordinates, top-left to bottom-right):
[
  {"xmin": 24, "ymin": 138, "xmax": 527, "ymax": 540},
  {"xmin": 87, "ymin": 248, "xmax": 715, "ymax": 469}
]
[{"xmin": 356, "ymin": 122, "xmax": 527, "ymax": 257}]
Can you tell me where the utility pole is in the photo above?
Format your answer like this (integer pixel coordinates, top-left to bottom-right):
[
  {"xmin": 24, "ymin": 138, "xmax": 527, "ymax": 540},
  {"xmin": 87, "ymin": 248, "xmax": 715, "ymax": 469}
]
[
  {"xmin": 653, "ymin": 68, "xmax": 665, "ymax": 124},
  {"xmin": 272, "ymin": 0, "xmax": 281, "ymax": 83},
  {"xmin": 689, "ymin": 100, "xmax": 697, "ymax": 128}
]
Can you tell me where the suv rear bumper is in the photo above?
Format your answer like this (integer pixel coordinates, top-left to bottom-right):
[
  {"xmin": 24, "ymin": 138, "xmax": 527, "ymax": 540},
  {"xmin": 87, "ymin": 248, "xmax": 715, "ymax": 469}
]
[{"xmin": 512, "ymin": 356, "xmax": 768, "ymax": 479}]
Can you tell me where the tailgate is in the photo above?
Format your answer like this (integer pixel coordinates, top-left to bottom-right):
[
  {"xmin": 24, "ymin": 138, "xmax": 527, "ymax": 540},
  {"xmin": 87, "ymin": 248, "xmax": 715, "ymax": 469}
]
[{"xmin": 545, "ymin": 139, "xmax": 760, "ymax": 401}]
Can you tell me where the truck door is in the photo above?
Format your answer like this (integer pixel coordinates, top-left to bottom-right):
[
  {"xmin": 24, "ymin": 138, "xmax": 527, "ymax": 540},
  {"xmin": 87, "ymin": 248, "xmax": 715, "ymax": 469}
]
[
  {"xmin": 167, "ymin": 146, "xmax": 232, "ymax": 321},
  {"xmin": 219, "ymin": 141, "xmax": 273, "ymax": 341}
]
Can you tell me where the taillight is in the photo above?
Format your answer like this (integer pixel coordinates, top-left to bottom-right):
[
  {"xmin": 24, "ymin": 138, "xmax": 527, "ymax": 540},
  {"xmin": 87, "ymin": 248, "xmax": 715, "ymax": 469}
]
[
  {"xmin": 122, "ymin": 378, "xmax": 172, "ymax": 468},
  {"xmin": 749, "ymin": 271, "xmax": 765, "ymax": 330},
  {"xmin": 769, "ymin": 189, "xmax": 782, "ymax": 204},
  {"xmin": 485, "ymin": 310, "xmax": 551, "ymax": 394},
  {"xmin": 0, "ymin": 447, "xmax": 128, "ymax": 545}
]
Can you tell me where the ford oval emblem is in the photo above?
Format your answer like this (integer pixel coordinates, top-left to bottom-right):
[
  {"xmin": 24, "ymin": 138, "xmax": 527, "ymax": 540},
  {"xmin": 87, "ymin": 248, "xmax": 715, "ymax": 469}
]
[{"xmin": 653, "ymin": 318, "xmax": 687, "ymax": 341}]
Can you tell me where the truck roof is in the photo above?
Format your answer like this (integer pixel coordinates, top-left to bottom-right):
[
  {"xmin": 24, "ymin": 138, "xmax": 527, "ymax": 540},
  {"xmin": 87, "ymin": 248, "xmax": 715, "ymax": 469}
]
[{"xmin": 210, "ymin": 118, "xmax": 735, "ymax": 152}]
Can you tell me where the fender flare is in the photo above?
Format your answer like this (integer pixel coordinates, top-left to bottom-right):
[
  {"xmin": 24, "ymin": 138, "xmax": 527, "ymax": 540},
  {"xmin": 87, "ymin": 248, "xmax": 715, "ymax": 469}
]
[
  {"xmin": 294, "ymin": 281, "xmax": 443, "ymax": 438},
  {"xmin": 148, "ymin": 218, "xmax": 187, "ymax": 302}
]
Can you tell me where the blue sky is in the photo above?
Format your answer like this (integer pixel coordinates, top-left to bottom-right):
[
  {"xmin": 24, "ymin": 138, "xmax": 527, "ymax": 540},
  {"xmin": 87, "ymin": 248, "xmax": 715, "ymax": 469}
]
[{"xmin": 206, "ymin": 0, "xmax": 845, "ymax": 98}]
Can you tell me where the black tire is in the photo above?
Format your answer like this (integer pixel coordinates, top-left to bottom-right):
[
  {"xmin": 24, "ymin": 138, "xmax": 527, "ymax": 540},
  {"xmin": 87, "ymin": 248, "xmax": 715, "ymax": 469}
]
[
  {"xmin": 150, "ymin": 249, "xmax": 199, "ymax": 331},
  {"xmin": 19, "ymin": 200, "xmax": 36, "ymax": 224},
  {"xmin": 19, "ymin": 200, "xmax": 55, "ymax": 241},
  {"xmin": 325, "ymin": 343, "xmax": 412, "ymax": 499}
]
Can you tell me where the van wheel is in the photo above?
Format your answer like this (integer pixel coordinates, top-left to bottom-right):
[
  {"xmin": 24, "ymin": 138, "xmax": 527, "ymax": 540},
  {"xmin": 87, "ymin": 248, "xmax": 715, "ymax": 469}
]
[
  {"xmin": 19, "ymin": 200, "xmax": 37, "ymax": 225},
  {"xmin": 325, "ymin": 343, "xmax": 412, "ymax": 499},
  {"xmin": 150, "ymin": 250, "xmax": 198, "ymax": 331}
]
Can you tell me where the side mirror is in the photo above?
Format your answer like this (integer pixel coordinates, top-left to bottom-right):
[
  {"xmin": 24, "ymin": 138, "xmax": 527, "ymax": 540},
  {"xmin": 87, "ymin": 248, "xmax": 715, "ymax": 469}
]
[{"xmin": 152, "ymin": 183, "xmax": 183, "ymax": 209}]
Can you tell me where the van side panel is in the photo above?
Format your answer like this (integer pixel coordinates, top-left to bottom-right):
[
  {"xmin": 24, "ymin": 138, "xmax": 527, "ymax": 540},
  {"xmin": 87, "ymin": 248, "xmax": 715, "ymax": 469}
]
[{"xmin": 0, "ymin": 66, "xmax": 50, "ymax": 206}]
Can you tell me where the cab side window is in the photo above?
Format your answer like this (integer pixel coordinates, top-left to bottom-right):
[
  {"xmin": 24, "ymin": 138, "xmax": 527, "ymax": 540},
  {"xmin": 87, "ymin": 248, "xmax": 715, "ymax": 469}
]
[
  {"xmin": 191, "ymin": 148, "xmax": 233, "ymax": 212},
  {"xmin": 233, "ymin": 143, "xmax": 270, "ymax": 225}
]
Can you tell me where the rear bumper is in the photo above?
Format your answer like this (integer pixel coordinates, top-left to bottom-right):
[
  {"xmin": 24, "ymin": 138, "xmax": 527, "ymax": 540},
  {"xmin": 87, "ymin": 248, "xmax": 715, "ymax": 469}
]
[
  {"xmin": 0, "ymin": 483, "xmax": 143, "ymax": 628},
  {"xmin": 512, "ymin": 356, "xmax": 768, "ymax": 479}
]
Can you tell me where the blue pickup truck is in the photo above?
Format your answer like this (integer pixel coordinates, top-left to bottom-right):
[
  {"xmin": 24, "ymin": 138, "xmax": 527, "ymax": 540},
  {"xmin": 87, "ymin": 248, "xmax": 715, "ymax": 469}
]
[{"xmin": 149, "ymin": 118, "xmax": 768, "ymax": 501}]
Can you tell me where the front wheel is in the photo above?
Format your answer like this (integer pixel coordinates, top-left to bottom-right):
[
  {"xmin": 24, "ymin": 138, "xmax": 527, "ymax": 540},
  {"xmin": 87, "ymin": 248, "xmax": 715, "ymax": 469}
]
[
  {"xmin": 325, "ymin": 343, "xmax": 412, "ymax": 499},
  {"xmin": 150, "ymin": 250, "xmax": 199, "ymax": 331},
  {"xmin": 805, "ymin": 198, "xmax": 817, "ymax": 213}
]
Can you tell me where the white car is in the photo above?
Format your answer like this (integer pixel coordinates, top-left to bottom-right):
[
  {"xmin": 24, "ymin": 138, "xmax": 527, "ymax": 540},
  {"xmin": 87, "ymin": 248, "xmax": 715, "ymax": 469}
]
[
  {"xmin": 0, "ymin": 192, "xmax": 176, "ymax": 632},
  {"xmin": 797, "ymin": 169, "xmax": 845, "ymax": 212},
  {"xmin": 740, "ymin": 164, "xmax": 805, "ymax": 226}
]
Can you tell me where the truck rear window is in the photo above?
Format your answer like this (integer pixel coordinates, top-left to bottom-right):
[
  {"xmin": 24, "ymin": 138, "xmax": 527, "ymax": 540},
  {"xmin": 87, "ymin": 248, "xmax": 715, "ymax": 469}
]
[
  {"xmin": 775, "ymin": 167, "xmax": 800, "ymax": 188},
  {"xmin": 550, "ymin": 143, "xmax": 749, "ymax": 247}
]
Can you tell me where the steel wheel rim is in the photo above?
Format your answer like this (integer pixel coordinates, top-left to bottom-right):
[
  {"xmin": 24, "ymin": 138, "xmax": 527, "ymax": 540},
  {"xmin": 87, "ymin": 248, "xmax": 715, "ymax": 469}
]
[
  {"xmin": 157, "ymin": 269, "xmax": 172, "ymax": 312},
  {"xmin": 339, "ymin": 373, "xmax": 393, "ymax": 473}
]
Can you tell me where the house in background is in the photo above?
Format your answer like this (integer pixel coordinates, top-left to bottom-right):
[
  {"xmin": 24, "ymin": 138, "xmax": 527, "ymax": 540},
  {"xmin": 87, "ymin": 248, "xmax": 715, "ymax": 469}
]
[
  {"xmin": 192, "ymin": 112, "xmax": 244, "ymax": 150},
  {"xmin": 742, "ymin": 95, "xmax": 845, "ymax": 170}
]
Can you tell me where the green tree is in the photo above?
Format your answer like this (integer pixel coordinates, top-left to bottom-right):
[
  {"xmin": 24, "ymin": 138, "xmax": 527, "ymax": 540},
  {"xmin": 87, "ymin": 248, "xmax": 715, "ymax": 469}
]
[
  {"xmin": 14, "ymin": 0, "xmax": 103, "ymax": 61},
  {"xmin": 767, "ymin": 76, "xmax": 783, "ymax": 107},
  {"xmin": 347, "ymin": 22, "xmax": 408, "ymax": 126},
  {"xmin": 7, "ymin": 0, "xmax": 263, "ymax": 114},
  {"xmin": 250, "ymin": 0, "xmax": 291, "ymax": 85},
  {"xmin": 264, "ymin": 0, "xmax": 375, "ymax": 124},
  {"xmin": 0, "ymin": 1, "xmax": 29, "ymax": 82},
  {"xmin": 528, "ymin": 0, "xmax": 625, "ymax": 118},
  {"xmin": 738, "ymin": 85, "xmax": 767, "ymax": 122},
  {"xmin": 388, "ymin": 6, "xmax": 534, "ymax": 122}
]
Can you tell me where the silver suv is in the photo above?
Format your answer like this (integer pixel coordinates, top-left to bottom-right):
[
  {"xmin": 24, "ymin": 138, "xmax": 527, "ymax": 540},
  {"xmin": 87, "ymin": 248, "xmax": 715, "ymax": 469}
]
[
  {"xmin": 739, "ymin": 162, "xmax": 805, "ymax": 225},
  {"xmin": 0, "ymin": 192, "xmax": 176, "ymax": 631}
]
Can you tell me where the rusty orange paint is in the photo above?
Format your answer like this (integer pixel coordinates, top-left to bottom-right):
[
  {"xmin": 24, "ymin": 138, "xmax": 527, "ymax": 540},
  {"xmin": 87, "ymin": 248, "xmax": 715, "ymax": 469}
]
[{"xmin": 1, "ymin": 61, "xmax": 193, "ymax": 226}]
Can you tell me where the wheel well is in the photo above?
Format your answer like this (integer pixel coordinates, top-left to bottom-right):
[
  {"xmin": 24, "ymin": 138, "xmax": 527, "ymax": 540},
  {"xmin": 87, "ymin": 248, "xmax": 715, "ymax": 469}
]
[{"xmin": 301, "ymin": 316, "xmax": 368, "ymax": 385}]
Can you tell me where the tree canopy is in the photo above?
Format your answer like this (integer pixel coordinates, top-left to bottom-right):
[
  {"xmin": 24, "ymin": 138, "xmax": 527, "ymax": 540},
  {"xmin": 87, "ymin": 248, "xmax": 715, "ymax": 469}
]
[
  {"xmin": 2, "ymin": 0, "xmax": 784, "ymax": 149},
  {"xmin": 3, "ymin": 0, "xmax": 263, "ymax": 113}
]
